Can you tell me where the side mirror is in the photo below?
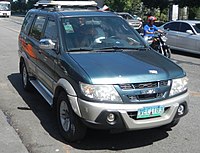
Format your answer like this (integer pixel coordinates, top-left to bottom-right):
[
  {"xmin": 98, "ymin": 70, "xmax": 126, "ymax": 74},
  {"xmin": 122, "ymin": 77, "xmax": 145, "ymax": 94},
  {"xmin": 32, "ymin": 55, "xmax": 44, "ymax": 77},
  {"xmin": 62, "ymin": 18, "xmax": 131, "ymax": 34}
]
[
  {"xmin": 186, "ymin": 30, "xmax": 193, "ymax": 35},
  {"xmin": 165, "ymin": 28, "xmax": 170, "ymax": 31},
  {"xmin": 39, "ymin": 39, "xmax": 56, "ymax": 50}
]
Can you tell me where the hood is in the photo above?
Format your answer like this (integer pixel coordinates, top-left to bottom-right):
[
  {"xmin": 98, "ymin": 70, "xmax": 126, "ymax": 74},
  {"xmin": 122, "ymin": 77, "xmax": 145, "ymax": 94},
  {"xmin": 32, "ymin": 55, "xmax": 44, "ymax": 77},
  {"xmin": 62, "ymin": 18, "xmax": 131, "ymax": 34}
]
[{"xmin": 69, "ymin": 50, "xmax": 184, "ymax": 84}]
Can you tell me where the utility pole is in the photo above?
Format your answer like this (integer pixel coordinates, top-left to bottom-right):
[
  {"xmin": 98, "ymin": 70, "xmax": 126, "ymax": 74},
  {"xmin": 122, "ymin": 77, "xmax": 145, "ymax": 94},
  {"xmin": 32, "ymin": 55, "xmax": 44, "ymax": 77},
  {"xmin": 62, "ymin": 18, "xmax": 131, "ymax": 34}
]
[{"xmin": 168, "ymin": 0, "xmax": 179, "ymax": 21}]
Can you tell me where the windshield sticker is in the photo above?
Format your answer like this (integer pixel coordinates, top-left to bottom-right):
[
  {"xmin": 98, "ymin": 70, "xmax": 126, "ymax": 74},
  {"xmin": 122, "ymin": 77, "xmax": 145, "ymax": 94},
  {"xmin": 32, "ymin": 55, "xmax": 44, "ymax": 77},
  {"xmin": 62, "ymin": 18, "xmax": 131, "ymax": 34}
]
[{"xmin": 64, "ymin": 24, "xmax": 74, "ymax": 33}]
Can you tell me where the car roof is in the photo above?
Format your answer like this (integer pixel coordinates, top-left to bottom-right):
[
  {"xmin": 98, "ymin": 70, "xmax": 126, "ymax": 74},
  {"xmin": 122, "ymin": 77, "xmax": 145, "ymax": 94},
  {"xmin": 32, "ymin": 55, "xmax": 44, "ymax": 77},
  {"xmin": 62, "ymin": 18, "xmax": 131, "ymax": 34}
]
[
  {"xmin": 29, "ymin": 8, "xmax": 118, "ymax": 18},
  {"xmin": 168, "ymin": 20, "xmax": 200, "ymax": 25},
  {"xmin": 59, "ymin": 10, "xmax": 117, "ymax": 17},
  {"xmin": 117, "ymin": 12, "xmax": 131, "ymax": 15},
  {"xmin": 29, "ymin": 0, "xmax": 118, "ymax": 18}
]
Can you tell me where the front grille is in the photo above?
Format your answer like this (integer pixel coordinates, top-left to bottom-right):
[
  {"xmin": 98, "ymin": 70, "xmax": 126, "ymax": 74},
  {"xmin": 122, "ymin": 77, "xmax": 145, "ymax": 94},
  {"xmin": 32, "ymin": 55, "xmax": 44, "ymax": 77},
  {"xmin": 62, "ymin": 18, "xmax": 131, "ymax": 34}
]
[
  {"xmin": 119, "ymin": 80, "xmax": 169, "ymax": 90},
  {"xmin": 119, "ymin": 84, "xmax": 132, "ymax": 90},
  {"xmin": 119, "ymin": 80, "xmax": 170, "ymax": 102},
  {"xmin": 134, "ymin": 82, "xmax": 158, "ymax": 89}
]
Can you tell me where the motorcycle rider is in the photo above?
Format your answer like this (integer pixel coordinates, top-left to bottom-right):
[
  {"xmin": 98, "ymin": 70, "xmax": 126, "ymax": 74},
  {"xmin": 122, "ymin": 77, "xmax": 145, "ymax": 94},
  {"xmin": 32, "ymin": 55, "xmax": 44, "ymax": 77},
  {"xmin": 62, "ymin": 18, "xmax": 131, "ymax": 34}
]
[
  {"xmin": 143, "ymin": 16, "xmax": 171, "ymax": 58},
  {"xmin": 143, "ymin": 16, "xmax": 163, "ymax": 40}
]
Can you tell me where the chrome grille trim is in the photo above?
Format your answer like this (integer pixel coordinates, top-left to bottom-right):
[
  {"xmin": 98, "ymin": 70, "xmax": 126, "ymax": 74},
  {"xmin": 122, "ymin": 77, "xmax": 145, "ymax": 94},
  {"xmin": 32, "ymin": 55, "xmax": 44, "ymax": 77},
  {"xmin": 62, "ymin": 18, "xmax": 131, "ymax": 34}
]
[
  {"xmin": 118, "ymin": 80, "xmax": 170, "ymax": 102},
  {"xmin": 119, "ymin": 80, "xmax": 169, "ymax": 90}
]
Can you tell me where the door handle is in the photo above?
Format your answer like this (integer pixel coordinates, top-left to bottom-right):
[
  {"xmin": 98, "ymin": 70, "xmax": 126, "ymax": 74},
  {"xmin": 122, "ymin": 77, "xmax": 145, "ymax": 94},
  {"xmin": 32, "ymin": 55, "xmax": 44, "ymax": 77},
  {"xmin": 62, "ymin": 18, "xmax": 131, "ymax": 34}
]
[
  {"xmin": 43, "ymin": 56, "xmax": 48, "ymax": 62},
  {"xmin": 38, "ymin": 50, "xmax": 42, "ymax": 54},
  {"xmin": 54, "ymin": 59, "xmax": 59, "ymax": 64}
]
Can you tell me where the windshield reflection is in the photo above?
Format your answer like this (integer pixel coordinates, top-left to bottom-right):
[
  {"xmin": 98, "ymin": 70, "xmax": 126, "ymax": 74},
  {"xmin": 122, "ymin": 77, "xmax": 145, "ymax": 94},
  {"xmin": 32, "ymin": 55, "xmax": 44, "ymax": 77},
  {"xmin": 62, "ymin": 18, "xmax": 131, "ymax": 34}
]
[
  {"xmin": 193, "ymin": 24, "xmax": 200, "ymax": 33},
  {"xmin": 61, "ymin": 16, "xmax": 144, "ymax": 52},
  {"xmin": 0, "ymin": 4, "xmax": 10, "ymax": 11}
]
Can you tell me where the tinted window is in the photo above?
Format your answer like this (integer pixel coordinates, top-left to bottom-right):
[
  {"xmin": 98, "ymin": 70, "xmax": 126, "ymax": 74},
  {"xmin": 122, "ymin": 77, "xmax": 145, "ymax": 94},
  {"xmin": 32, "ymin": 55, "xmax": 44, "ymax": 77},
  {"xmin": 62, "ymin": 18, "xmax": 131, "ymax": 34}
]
[
  {"xmin": 0, "ymin": 3, "xmax": 10, "ymax": 11},
  {"xmin": 164, "ymin": 22, "xmax": 180, "ymax": 31},
  {"xmin": 43, "ymin": 18, "xmax": 57, "ymax": 41},
  {"xmin": 61, "ymin": 16, "xmax": 143, "ymax": 51},
  {"xmin": 120, "ymin": 14, "xmax": 133, "ymax": 20},
  {"xmin": 180, "ymin": 23, "xmax": 193, "ymax": 33},
  {"xmin": 193, "ymin": 23, "xmax": 200, "ymax": 33},
  {"xmin": 29, "ymin": 16, "xmax": 46, "ymax": 40},
  {"xmin": 163, "ymin": 23, "xmax": 171, "ymax": 29},
  {"xmin": 21, "ymin": 13, "xmax": 35, "ymax": 35}
]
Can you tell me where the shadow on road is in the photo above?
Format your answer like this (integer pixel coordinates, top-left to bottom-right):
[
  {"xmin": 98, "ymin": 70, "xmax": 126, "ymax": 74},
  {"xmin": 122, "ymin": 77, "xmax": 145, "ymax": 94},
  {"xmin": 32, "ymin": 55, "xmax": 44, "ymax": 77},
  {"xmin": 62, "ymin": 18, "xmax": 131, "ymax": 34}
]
[
  {"xmin": 172, "ymin": 49, "xmax": 200, "ymax": 59},
  {"xmin": 8, "ymin": 73, "xmax": 170, "ymax": 151}
]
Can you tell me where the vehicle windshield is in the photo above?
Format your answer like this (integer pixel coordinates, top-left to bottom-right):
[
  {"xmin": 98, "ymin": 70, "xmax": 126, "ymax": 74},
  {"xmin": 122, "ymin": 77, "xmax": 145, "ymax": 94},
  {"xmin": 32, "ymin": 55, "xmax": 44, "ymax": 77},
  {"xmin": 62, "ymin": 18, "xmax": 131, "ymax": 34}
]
[
  {"xmin": 119, "ymin": 13, "xmax": 134, "ymax": 20},
  {"xmin": 193, "ymin": 23, "xmax": 200, "ymax": 33},
  {"xmin": 0, "ymin": 3, "xmax": 10, "ymax": 11},
  {"xmin": 61, "ymin": 16, "xmax": 144, "ymax": 52}
]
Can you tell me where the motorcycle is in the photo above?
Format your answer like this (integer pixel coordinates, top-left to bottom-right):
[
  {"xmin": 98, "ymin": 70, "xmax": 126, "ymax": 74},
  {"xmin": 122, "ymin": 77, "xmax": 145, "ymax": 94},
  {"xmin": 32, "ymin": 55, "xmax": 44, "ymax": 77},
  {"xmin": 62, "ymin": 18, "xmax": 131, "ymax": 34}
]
[{"xmin": 144, "ymin": 32, "xmax": 171, "ymax": 58}]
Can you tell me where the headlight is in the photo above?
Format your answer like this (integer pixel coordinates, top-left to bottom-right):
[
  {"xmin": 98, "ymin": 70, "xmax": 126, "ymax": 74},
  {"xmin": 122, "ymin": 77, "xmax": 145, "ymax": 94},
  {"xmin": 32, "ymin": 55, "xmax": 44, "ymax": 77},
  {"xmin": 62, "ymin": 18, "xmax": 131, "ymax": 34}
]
[
  {"xmin": 80, "ymin": 82, "xmax": 122, "ymax": 102},
  {"xmin": 169, "ymin": 77, "xmax": 188, "ymax": 96}
]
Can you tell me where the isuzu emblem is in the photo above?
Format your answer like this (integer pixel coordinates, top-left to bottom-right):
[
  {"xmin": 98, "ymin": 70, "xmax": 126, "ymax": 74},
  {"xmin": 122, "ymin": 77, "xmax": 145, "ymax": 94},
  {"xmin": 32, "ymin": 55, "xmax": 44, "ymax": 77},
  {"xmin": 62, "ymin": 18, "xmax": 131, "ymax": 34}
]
[{"xmin": 149, "ymin": 70, "xmax": 158, "ymax": 74}]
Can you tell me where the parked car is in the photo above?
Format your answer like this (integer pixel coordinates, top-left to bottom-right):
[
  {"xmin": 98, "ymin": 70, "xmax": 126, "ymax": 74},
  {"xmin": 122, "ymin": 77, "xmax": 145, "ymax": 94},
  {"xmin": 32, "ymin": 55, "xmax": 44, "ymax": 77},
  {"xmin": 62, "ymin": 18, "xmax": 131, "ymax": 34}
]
[
  {"xmin": 159, "ymin": 20, "xmax": 200, "ymax": 54},
  {"xmin": 117, "ymin": 12, "xmax": 142, "ymax": 31},
  {"xmin": 18, "ymin": 0, "xmax": 189, "ymax": 142}
]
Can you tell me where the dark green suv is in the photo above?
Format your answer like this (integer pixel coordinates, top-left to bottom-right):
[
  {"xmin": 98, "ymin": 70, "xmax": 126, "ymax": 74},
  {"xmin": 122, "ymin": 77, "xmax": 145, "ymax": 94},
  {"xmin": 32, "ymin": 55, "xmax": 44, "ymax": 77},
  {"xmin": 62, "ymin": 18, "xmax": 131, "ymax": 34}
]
[{"xmin": 18, "ymin": 0, "xmax": 189, "ymax": 142}]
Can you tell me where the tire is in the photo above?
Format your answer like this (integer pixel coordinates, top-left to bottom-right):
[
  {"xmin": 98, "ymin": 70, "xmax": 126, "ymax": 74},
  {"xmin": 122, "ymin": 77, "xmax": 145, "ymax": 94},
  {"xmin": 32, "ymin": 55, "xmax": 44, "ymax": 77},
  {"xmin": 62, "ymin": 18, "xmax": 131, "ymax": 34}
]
[
  {"xmin": 21, "ymin": 63, "xmax": 32, "ymax": 91},
  {"xmin": 56, "ymin": 91, "xmax": 86, "ymax": 142},
  {"xmin": 164, "ymin": 46, "xmax": 171, "ymax": 58},
  {"xmin": 159, "ymin": 46, "xmax": 165, "ymax": 56}
]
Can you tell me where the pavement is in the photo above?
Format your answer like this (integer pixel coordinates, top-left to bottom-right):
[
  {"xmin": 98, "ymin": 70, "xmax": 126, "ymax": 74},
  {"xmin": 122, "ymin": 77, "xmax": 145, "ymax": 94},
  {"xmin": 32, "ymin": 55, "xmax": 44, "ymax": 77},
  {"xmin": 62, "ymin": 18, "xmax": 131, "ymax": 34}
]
[
  {"xmin": 0, "ymin": 14, "xmax": 27, "ymax": 153},
  {"xmin": 0, "ymin": 110, "xmax": 29, "ymax": 153}
]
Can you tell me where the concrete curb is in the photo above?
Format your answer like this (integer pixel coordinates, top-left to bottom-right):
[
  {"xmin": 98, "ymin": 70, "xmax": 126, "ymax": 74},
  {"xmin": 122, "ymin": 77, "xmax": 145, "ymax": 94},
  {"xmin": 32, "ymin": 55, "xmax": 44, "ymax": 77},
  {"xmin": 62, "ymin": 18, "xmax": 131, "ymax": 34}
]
[{"xmin": 0, "ymin": 110, "xmax": 29, "ymax": 153}]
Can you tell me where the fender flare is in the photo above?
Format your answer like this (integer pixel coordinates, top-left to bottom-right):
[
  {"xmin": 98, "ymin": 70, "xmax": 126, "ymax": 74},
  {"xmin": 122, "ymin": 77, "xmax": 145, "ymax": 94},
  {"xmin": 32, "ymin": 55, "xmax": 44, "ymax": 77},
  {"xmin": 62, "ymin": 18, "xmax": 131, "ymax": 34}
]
[{"xmin": 54, "ymin": 78, "xmax": 82, "ymax": 117}]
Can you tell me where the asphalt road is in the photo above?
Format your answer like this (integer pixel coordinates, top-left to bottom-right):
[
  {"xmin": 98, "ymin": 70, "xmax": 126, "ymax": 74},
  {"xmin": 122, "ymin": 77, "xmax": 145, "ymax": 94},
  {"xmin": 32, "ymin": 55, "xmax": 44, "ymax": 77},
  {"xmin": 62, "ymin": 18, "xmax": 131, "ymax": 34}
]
[{"xmin": 0, "ymin": 16, "xmax": 200, "ymax": 153}]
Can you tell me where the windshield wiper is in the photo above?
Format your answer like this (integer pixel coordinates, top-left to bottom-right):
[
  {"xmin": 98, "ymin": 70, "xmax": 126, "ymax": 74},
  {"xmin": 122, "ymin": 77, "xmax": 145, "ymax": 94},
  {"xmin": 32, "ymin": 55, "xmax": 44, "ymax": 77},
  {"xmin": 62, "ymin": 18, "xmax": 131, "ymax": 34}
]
[
  {"xmin": 67, "ymin": 47, "xmax": 93, "ymax": 52},
  {"xmin": 96, "ymin": 46, "xmax": 145, "ymax": 52}
]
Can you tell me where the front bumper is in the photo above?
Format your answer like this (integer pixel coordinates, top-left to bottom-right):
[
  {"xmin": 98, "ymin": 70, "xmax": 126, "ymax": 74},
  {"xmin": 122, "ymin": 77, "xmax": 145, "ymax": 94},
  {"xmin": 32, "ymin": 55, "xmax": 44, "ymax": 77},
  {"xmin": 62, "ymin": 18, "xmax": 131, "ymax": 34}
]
[
  {"xmin": 77, "ymin": 92, "xmax": 189, "ymax": 130},
  {"xmin": 0, "ymin": 12, "xmax": 10, "ymax": 17}
]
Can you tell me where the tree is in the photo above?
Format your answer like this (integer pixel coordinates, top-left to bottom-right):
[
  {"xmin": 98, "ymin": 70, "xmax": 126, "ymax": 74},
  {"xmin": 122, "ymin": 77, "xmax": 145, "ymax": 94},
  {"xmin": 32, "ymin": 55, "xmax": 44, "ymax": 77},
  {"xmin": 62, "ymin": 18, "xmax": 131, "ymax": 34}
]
[
  {"xmin": 174, "ymin": 0, "xmax": 200, "ymax": 19},
  {"xmin": 174, "ymin": 0, "xmax": 200, "ymax": 8},
  {"xmin": 104, "ymin": 0, "xmax": 142, "ymax": 15},
  {"xmin": 141, "ymin": 0, "xmax": 169, "ymax": 14}
]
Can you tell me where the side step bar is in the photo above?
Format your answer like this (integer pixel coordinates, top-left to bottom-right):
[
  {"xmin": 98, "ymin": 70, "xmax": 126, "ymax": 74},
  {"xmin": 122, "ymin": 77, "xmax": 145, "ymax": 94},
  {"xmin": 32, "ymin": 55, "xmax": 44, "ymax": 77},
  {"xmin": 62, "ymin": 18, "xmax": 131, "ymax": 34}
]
[{"xmin": 30, "ymin": 79, "xmax": 53, "ymax": 106}]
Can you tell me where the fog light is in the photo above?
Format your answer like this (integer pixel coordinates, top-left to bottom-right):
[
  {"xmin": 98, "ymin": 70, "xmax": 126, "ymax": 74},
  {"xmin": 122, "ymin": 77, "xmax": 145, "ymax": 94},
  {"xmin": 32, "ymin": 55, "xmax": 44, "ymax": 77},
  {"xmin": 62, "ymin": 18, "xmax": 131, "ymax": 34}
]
[
  {"xmin": 107, "ymin": 113, "xmax": 115, "ymax": 122},
  {"xmin": 178, "ymin": 105, "xmax": 184, "ymax": 115}
]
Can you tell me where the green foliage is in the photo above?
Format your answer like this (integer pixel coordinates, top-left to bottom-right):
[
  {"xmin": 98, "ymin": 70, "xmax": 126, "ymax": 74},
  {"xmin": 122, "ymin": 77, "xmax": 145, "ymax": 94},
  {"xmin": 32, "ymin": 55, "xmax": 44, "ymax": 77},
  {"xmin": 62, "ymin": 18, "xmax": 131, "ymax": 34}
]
[
  {"xmin": 11, "ymin": 1, "xmax": 26, "ymax": 13},
  {"xmin": 10, "ymin": 0, "xmax": 200, "ymax": 20},
  {"xmin": 104, "ymin": 0, "xmax": 142, "ymax": 14},
  {"xmin": 11, "ymin": 0, "xmax": 38, "ymax": 13},
  {"xmin": 141, "ymin": 0, "xmax": 169, "ymax": 12},
  {"xmin": 26, "ymin": 0, "xmax": 38, "ymax": 10},
  {"xmin": 175, "ymin": 0, "xmax": 200, "ymax": 8},
  {"xmin": 175, "ymin": 0, "xmax": 200, "ymax": 19},
  {"xmin": 188, "ymin": 7, "xmax": 200, "ymax": 19}
]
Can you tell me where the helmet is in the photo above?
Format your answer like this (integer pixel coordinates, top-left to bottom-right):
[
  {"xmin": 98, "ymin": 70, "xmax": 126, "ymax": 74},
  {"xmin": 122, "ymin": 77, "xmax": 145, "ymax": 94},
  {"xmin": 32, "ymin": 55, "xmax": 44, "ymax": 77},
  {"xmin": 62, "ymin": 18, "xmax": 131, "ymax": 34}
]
[{"xmin": 148, "ymin": 16, "xmax": 157, "ymax": 22}]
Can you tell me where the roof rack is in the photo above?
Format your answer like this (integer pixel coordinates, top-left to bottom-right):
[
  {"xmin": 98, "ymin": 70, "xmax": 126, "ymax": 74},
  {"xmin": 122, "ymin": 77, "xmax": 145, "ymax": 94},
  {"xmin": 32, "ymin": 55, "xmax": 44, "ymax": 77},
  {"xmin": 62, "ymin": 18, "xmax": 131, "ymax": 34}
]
[{"xmin": 34, "ymin": 0, "xmax": 98, "ymax": 9}]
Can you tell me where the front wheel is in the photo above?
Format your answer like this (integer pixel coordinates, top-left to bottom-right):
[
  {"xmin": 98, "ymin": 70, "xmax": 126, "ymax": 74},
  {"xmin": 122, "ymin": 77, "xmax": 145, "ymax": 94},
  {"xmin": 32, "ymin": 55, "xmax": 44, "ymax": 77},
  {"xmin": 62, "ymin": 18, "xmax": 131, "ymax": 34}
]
[
  {"xmin": 163, "ymin": 46, "xmax": 171, "ymax": 58},
  {"xmin": 56, "ymin": 91, "xmax": 86, "ymax": 142}
]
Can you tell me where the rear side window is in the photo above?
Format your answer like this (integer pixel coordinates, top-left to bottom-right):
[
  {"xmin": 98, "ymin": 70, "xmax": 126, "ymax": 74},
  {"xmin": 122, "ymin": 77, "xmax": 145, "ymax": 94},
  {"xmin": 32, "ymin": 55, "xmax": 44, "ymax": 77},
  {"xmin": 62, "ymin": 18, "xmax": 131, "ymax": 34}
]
[
  {"xmin": 164, "ymin": 22, "xmax": 180, "ymax": 31},
  {"xmin": 120, "ymin": 14, "xmax": 132, "ymax": 20},
  {"xmin": 180, "ymin": 23, "xmax": 193, "ymax": 33},
  {"xmin": 29, "ymin": 16, "xmax": 46, "ymax": 41},
  {"xmin": 21, "ymin": 13, "xmax": 35, "ymax": 35},
  {"xmin": 192, "ymin": 23, "xmax": 200, "ymax": 33}
]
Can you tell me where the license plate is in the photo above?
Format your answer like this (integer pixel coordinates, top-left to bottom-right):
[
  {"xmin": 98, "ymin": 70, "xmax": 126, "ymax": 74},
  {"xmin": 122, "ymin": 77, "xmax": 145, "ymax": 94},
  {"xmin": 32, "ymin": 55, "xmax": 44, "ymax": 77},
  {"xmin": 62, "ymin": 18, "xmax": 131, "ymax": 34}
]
[{"xmin": 137, "ymin": 106, "xmax": 164, "ymax": 119}]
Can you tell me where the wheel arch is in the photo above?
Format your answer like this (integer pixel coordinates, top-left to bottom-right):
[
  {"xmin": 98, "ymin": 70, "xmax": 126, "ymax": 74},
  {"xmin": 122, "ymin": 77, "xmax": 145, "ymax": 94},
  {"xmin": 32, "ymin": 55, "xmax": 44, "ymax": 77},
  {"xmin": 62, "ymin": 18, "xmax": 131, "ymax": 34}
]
[{"xmin": 53, "ymin": 78, "xmax": 82, "ymax": 117}]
